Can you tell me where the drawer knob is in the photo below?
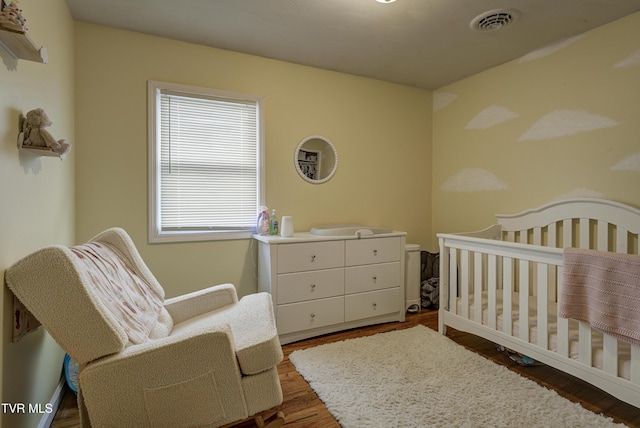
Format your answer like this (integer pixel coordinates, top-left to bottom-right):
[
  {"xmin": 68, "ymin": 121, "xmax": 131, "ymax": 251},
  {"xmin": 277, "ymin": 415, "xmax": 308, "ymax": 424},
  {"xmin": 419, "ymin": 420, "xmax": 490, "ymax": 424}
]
[
  {"xmin": 373, "ymin": 249, "xmax": 378, "ymax": 256},
  {"xmin": 372, "ymin": 303, "xmax": 377, "ymax": 309},
  {"xmin": 310, "ymin": 254, "xmax": 316, "ymax": 262},
  {"xmin": 372, "ymin": 276, "xmax": 377, "ymax": 282},
  {"xmin": 310, "ymin": 283, "xmax": 316, "ymax": 290},
  {"xmin": 310, "ymin": 313, "xmax": 316, "ymax": 319}
]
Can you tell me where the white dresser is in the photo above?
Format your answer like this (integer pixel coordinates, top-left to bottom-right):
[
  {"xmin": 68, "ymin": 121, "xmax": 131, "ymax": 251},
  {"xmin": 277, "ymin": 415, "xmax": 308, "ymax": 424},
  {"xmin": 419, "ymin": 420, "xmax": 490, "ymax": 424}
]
[{"xmin": 255, "ymin": 232, "xmax": 406, "ymax": 344}]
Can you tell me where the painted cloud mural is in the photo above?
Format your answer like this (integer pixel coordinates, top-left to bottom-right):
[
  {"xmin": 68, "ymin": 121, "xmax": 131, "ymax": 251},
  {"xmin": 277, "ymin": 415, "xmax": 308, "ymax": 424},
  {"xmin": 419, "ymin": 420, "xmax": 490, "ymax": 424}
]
[
  {"xmin": 433, "ymin": 92, "xmax": 458, "ymax": 112},
  {"xmin": 518, "ymin": 109, "xmax": 618, "ymax": 141},
  {"xmin": 518, "ymin": 35, "xmax": 584, "ymax": 63},
  {"xmin": 441, "ymin": 168, "xmax": 508, "ymax": 192},
  {"xmin": 614, "ymin": 49, "xmax": 640, "ymax": 68},
  {"xmin": 611, "ymin": 152, "xmax": 640, "ymax": 172},
  {"xmin": 465, "ymin": 105, "xmax": 518, "ymax": 130}
]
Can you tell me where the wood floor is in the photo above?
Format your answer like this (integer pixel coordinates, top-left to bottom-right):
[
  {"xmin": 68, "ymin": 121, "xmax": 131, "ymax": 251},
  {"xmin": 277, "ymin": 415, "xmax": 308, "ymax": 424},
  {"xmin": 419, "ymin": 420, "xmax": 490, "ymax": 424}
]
[{"xmin": 51, "ymin": 310, "xmax": 640, "ymax": 428}]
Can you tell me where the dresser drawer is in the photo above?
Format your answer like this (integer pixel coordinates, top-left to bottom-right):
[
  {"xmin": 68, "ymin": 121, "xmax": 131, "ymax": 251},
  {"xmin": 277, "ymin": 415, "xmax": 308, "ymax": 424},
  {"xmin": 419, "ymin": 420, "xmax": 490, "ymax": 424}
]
[
  {"xmin": 344, "ymin": 262, "xmax": 400, "ymax": 294},
  {"xmin": 277, "ymin": 296, "xmax": 345, "ymax": 335},
  {"xmin": 345, "ymin": 237, "xmax": 401, "ymax": 266},
  {"xmin": 277, "ymin": 268, "xmax": 344, "ymax": 304},
  {"xmin": 278, "ymin": 241, "xmax": 345, "ymax": 273},
  {"xmin": 344, "ymin": 288, "xmax": 400, "ymax": 323}
]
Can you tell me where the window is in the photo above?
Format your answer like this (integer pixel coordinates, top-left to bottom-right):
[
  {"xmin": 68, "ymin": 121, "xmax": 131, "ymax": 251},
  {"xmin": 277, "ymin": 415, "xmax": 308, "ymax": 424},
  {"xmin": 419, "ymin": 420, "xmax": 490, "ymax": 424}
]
[{"xmin": 148, "ymin": 81, "xmax": 264, "ymax": 243}]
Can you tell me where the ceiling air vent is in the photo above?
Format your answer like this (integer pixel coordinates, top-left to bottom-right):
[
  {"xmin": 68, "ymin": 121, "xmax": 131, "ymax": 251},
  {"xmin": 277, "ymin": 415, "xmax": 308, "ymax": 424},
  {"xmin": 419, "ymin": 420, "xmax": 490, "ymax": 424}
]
[{"xmin": 470, "ymin": 9, "xmax": 519, "ymax": 32}]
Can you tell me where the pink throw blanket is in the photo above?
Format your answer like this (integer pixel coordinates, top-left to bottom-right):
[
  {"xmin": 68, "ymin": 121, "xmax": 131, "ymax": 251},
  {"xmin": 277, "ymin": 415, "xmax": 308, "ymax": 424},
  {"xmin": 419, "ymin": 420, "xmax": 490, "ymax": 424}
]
[
  {"xmin": 559, "ymin": 248, "xmax": 640, "ymax": 346},
  {"xmin": 12, "ymin": 294, "xmax": 41, "ymax": 342}
]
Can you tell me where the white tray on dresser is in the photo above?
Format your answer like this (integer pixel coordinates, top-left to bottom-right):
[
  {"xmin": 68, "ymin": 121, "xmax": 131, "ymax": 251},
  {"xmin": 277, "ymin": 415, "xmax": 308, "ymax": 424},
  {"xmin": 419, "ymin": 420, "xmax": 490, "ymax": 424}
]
[{"xmin": 254, "ymin": 231, "xmax": 406, "ymax": 344}]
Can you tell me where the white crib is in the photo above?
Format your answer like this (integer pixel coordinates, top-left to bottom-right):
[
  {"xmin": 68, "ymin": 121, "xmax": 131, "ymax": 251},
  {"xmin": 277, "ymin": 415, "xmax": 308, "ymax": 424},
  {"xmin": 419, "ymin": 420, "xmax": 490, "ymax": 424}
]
[{"xmin": 437, "ymin": 198, "xmax": 640, "ymax": 408}]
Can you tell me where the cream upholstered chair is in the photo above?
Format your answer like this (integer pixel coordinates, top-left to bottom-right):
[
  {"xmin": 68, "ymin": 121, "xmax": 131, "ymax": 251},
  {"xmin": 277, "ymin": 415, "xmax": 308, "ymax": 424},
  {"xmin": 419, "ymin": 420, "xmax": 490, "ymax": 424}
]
[{"xmin": 5, "ymin": 228, "xmax": 285, "ymax": 428}]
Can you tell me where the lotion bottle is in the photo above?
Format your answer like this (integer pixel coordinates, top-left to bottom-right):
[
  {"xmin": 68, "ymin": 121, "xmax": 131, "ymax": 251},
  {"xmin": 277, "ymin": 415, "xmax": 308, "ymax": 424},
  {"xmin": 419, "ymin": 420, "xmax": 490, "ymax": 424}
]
[
  {"xmin": 257, "ymin": 208, "xmax": 269, "ymax": 235},
  {"xmin": 269, "ymin": 209, "xmax": 279, "ymax": 235}
]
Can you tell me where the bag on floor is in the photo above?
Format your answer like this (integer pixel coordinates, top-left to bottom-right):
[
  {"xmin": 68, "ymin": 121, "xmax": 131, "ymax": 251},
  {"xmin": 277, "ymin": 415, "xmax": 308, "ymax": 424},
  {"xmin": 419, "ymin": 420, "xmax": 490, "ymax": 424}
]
[{"xmin": 420, "ymin": 251, "xmax": 439, "ymax": 309}]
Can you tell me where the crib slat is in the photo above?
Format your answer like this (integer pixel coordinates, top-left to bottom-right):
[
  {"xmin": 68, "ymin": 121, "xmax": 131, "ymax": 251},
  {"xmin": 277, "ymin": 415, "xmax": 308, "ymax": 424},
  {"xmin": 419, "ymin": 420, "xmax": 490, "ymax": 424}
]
[
  {"xmin": 599, "ymin": 219, "xmax": 621, "ymax": 376},
  {"xmin": 548, "ymin": 222, "xmax": 557, "ymax": 248},
  {"xmin": 573, "ymin": 218, "xmax": 599, "ymax": 368},
  {"xmin": 449, "ymin": 248, "xmax": 457, "ymax": 315},
  {"xmin": 533, "ymin": 227, "xmax": 542, "ymax": 245},
  {"xmin": 537, "ymin": 263, "xmax": 548, "ymax": 350},
  {"xmin": 531, "ymin": 228, "xmax": 539, "ymax": 297},
  {"xmin": 503, "ymin": 257, "xmax": 513, "ymax": 336},
  {"xmin": 579, "ymin": 321, "xmax": 593, "ymax": 366},
  {"xmin": 548, "ymin": 264, "xmax": 557, "ymax": 306},
  {"xmin": 579, "ymin": 218, "xmax": 590, "ymax": 249},
  {"xmin": 519, "ymin": 259, "xmax": 529, "ymax": 342},
  {"xmin": 488, "ymin": 254, "xmax": 497, "ymax": 329},
  {"xmin": 438, "ymin": 238, "xmax": 448, "ymax": 334},
  {"xmin": 547, "ymin": 223, "xmax": 558, "ymax": 301},
  {"xmin": 597, "ymin": 220, "xmax": 608, "ymax": 251},
  {"xmin": 632, "ymin": 345, "xmax": 640, "ymax": 384},
  {"xmin": 460, "ymin": 250, "xmax": 469, "ymax": 319},
  {"xmin": 496, "ymin": 256, "xmax": 503, "ymax": 300},
  {"xmin": 616, "ymin": 227, "xmax": 628, "ymax": 254},
  {"xmin": 474, "ymin": 252, "xmax": 483, "ymax": 324},
  {"xmin": 563, "ymin": 219, "xmax": 572, "ymax": 247},
  {"xmin": 519, "ymin": 230, "xmax": 528, "ymax": 244},
  {"xmin": 556, "ymin": 266, "xmax": 569, "ymax": 357},
  {"xmin": 603, "ymin": 334, "xmax": 619, "ymax": 376}
]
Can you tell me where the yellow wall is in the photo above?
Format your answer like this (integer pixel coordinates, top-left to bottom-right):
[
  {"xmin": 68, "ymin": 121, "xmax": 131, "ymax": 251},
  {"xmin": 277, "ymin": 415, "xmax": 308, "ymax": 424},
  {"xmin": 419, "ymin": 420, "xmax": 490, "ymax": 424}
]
[
  {"xmin": 0, "ymin": 1, "xmax": 75, "ymax": 427},
  {"xmin": 74, "ymin": 22, "xmax": 433, "ymax": 299},
  {"xmin": 432, "ymin": 12, "xmax": 640, "ymax": 246}
]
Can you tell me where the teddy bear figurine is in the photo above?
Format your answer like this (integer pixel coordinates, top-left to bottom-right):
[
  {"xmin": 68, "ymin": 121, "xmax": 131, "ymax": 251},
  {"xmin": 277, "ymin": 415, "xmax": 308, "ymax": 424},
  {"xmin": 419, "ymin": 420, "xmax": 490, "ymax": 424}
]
[{"xmin": 21, "ymin": 108, "xmax": 71, "ymax": 157}]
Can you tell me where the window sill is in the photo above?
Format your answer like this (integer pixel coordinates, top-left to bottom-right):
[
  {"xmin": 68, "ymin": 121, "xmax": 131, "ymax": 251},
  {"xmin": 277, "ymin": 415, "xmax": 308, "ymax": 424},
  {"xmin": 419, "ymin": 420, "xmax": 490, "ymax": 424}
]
[{"xmin": 149, "ymin": 230, "xmax": 254, "ymax": 244}]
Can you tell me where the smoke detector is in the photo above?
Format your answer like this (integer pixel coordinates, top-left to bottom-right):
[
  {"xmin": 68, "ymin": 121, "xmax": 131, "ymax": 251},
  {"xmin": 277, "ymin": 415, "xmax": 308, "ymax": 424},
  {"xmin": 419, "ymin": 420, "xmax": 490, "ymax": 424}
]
[{"xmin": 470, "ymin": 9, "xmax": 519, "ymax": 32}]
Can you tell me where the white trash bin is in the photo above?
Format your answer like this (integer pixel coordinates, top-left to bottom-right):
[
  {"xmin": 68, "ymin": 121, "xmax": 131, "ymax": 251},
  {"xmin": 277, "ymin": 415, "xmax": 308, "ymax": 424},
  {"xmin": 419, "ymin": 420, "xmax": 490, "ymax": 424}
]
[{"xmin": 405, "ymin": 244, "xmax": 421, "ymax": 313}]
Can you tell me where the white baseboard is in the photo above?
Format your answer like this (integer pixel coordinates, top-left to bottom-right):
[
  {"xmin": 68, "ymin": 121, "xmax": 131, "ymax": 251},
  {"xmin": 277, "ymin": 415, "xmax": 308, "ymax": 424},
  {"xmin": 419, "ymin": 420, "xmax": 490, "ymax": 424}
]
[{"xmin": 38, "ymin": 376, "xmax": 66, "ymax": 428}]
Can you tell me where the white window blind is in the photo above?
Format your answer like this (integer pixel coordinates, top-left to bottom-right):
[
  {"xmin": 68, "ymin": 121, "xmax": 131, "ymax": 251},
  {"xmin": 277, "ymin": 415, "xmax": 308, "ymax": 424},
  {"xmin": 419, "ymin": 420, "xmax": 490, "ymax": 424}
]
[{"xmin": 148, "ymin": 81, "xmax": 263, "ymax": 242}]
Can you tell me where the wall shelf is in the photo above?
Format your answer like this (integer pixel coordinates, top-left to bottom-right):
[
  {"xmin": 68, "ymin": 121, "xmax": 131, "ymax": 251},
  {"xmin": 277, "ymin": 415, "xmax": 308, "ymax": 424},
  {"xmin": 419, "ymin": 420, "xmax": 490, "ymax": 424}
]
[
  {"xmin": 17, "ymin": 115, "xmax": 68, "ymax": 160},
  {"xmin": 0, "ymin": 26, "xmax": 47, "ymax": 63},
  {"xmin": 19, "ymin": 144, "xmax": 65, "ymax": 158}
]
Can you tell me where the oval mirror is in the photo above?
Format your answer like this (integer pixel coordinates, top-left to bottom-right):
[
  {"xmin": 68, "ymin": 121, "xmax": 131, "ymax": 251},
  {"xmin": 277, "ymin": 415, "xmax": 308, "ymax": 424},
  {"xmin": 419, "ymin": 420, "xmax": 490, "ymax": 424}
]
[{"xmin": 294, "ymin": 135, "xmax": 338, "ymax": 184}]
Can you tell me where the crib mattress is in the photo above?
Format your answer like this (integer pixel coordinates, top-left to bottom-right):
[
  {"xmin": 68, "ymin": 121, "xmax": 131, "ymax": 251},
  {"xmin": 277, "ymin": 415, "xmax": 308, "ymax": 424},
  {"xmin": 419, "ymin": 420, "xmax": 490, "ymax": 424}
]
[{"xmin": 455, "ymin": 291, "xmax": 632, "ymax": 380}]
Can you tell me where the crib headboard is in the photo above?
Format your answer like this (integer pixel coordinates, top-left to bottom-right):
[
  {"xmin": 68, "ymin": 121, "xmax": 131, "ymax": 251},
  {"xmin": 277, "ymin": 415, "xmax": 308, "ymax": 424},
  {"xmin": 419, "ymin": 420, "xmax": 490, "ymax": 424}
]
[{"xmin": 495, "ymin": 198, "xmax": 640, "ymax": 254}]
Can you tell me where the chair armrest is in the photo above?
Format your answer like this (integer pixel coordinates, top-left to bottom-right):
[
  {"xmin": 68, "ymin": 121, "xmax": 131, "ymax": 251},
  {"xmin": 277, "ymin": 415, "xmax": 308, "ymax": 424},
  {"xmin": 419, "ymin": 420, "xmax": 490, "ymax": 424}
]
[
  {"xmin": 164, "ymin": 283, "xmax": 238, "ymax": 324},
  {"xmin": 79, "ymin": 323, "xmax": 248, "ymax": 427}
]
